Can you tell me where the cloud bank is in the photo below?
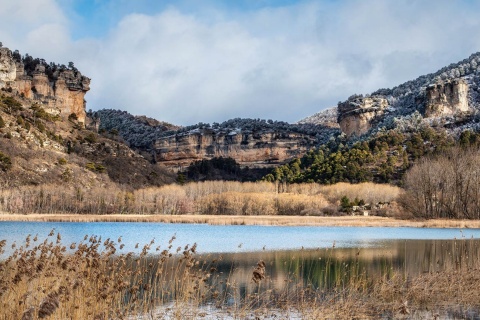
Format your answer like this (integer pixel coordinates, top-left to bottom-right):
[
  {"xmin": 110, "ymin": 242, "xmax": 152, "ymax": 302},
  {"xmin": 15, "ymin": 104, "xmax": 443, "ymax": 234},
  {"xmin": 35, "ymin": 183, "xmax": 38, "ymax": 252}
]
[{"xmin": 1, "ymin": 0, "xmax": 480, "ymax": 125}]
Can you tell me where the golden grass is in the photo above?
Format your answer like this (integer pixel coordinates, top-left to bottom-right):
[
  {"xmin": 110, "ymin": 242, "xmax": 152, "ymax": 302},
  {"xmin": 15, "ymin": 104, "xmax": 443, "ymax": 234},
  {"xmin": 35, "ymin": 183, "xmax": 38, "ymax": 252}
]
[
  {"xmin": 0, "ymin": 181, "xmax": 402, "ymax": 216},
  {"xmin": 2, "ymin": 234, "xmax": 480, "ymax": 319},
  {"xmin": 320, "ymin": 182, "xmax": 402, "ymax": 204},
  {"xmin": 1, "ymin": 213, "xmax": 480, "ymax": 228}
]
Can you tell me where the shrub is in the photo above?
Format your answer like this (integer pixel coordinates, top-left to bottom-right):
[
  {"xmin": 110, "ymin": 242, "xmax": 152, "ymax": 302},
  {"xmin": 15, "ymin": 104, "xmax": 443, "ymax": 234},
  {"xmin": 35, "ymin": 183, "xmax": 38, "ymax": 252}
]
[
  {"xmin": 16, "ymin": 116, "xmax": 24, "ymax": 126},
  {"xmin": 85, "ymin": 162, "xmax": 106, "ymax": 173},
  {"xmin": 36, "ymin": 121, "xmax": 46, "ymax": 133},
  {"xmin": 0, "ymin": 115, "xmax": 5, "ymax": 128},
  {"xmin": 68, "ymin": 113, "xmax": 78, "ymax": 122},
  {"xmin": 85, "ymin": 162, "xmax": 96, "ymax": 171},
  {"xmin": 0, "ymin": 96, "xmax": 22, "ymax": 113},
  {"xmin": 0, "ymin": 151, "xmax": 12, "ymax": 171},
  {"xmin": 84, "ymin": 133, "xmax": 97, "ymax": 144}
]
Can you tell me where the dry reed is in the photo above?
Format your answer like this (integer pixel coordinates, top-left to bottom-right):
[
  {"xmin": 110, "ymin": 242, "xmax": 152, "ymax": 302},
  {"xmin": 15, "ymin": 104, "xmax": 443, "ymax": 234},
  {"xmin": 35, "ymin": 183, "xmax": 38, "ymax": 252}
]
[
  {"xmin": 2, "ymin": 234, "xmax": 480, "ymax": 319},
  {"xmin": 0, "ymin": 181, "xmax": 402, "ymax": 218},
  {"xmin": 2, "ymin": 214, "xmax": 480, "ymax": 228}
]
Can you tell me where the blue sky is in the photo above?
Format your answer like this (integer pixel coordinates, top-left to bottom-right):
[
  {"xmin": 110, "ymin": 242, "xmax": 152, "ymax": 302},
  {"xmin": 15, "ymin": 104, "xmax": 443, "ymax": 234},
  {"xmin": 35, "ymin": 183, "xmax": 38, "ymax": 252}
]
[{"xmin": 1, "ymin": 0, "xmax": 480, "ymax": 125}]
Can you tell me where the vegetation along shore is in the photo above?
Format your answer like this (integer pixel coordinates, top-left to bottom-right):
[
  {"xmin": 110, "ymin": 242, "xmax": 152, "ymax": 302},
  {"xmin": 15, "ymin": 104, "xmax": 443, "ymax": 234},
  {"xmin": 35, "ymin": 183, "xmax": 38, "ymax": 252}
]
[
  {"xmin": 2, "ymin": 233, "xmax": 480, "ymax": 319},
  {"xmin": 2, "ymin": 214, "xmax": 480, "ymax": 229}
]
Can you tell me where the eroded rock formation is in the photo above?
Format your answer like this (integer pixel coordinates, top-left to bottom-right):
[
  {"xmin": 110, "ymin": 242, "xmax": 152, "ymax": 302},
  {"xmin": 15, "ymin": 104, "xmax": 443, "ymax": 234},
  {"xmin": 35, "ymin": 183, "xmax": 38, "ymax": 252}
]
[
  {"xmin": 425, "ymin": 79, "xmax": 469, "ymax": 117},
  {"xmin": 0, "ymin": 47, "xmax": 90, "ymax": 124},
  {"xmin": 154, "ymin": 129, "xmax": 317, "ymax": 169},
  {"xmin": 0, "ymin": 48, "xmax": 16, "ymax": 84},
  {"xmin": 338, "ymin": 96, "xmax": 388, "ymax": 138}
]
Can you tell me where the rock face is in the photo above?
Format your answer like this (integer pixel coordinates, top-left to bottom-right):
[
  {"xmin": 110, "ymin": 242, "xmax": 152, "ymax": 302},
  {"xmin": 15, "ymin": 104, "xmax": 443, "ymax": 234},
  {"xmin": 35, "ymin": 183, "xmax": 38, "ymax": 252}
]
[
  {"xmin": 0, "ymin": 48, "xmax": 17, "ymax": 84},
  {"xmin": 331, "ymin": 52, "xmax": 480, "ymax": 139},
  {"xmin": 338, "ymin": 96, "xmax": 388, "ymax": 137},
  {"xmin": 154, "ymin": 129, "xmax": 317, "ymax": 169},
  {"xmin": 0, "ymin": 47, "xmax": 90, "ymax": 124},
  {"xmin": 425, "ymin": 79, "xmax": 469, "ymax": 117}
]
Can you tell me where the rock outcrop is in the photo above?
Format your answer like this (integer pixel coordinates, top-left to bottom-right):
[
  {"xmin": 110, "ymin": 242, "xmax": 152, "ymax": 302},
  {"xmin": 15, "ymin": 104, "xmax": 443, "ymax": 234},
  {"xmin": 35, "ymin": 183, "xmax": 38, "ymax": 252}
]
[
  {"xmin": 338, "ymin": 96, "xmax": 388, "ymax": 137},
  {"xmin": 331, "ymin": 52, "xmax": 480, "ymax": 139},
  {"xmin": 425, "ymin": 79, "xmax": 469, "ymax": 117},
  {"xmin": 154, "ymin": 128, "xmax": 317, "ymax": 170},
  {"xmin": 0, "ymin": 48, "xmax": 16, "ymax": 84},
  {"xmin": 0, "ymin": 47, "xmax": 90, "ymax": 124}
]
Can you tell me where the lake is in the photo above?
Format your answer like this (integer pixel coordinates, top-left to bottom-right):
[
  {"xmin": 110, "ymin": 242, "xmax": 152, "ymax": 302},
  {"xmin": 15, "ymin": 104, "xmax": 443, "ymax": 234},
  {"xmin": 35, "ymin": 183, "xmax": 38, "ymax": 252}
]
[
  {"xmin": 2, "ymin": 221, "xmax": 480, "ymax": 286},
  {"xmin": 2, "ymin": 221, "xmax": 480, "ymax": 318},
  {"xmin": 1, "ymin": 221, "xmax": 478, "ymax": 254}
]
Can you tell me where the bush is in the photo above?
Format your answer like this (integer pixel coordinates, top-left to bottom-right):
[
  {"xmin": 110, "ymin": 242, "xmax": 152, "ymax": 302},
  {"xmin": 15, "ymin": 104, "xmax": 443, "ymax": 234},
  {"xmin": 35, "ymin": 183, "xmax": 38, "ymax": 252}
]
[
  {"xmin": 0, "ymin": 152, "xmax": 12, "ymax": 171},
  {"xmin": 36, "ymin": 121, "xmax": 46, "ymax": 133},
  {"xmin": 340, "ymin": 196, "xmax": 351, "ymax": 210},
  {"xmin": 0, "ymin": 115, "xmax": 5, "ymax": 128},
  {"xmin": 0, "ymin": 96, "xmax": 22, "ymax": 113},
  {"xmin": 84, "ymin": 133, "xmax": 97, "ymax": 144},
  {"xmin": 85, "ymin": 162, "xmax": 106, "ymax": 173},
  {"xmin": 68, "ymin": 113, "xmax": 78, "ymax": 122}
]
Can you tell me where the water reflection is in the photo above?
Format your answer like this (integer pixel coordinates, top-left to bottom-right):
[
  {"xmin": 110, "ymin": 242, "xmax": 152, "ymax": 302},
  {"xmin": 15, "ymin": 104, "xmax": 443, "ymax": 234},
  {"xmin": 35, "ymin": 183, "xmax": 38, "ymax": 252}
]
[{"xmin": 200, "ymin": 239, "xmax": 480, "ymax": 302}]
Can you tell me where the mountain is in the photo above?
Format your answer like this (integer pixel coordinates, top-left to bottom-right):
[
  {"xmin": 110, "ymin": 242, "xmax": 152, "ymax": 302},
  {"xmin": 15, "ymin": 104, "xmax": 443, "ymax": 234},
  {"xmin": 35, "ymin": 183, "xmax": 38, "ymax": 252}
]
[
  {"xmin": 96, "ymin": 111, "xmax": 339, "ymax": 170},
  {"xmin": 3, "ymin": 42, "xmax": 480, "ymax": 187},
  {"xmin": 264, "ymin": 52, "xmax": 480, "ymax": 184},
  {"xmin": 302, "ymin": 52, "xmax": 480, "ymax": 139},
  {"xmin": 0, "ymin": 46, "xmax": 175, "ymax": 189}
]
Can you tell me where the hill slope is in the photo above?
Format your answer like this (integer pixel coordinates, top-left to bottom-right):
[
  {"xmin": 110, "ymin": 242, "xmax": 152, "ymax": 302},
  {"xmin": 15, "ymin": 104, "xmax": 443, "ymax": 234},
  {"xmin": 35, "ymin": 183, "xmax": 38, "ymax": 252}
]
[{"xmin": 0, "ymin": 46, "xmax": 175, "ymax": 189}]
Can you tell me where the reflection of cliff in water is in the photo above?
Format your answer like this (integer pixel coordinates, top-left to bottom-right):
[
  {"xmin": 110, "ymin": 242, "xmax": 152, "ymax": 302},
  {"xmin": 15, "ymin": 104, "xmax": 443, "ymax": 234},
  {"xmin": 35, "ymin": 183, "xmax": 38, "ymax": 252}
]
[{"xmin": 202, "ymin": 239, "xmax": 480, "ymax": 301}]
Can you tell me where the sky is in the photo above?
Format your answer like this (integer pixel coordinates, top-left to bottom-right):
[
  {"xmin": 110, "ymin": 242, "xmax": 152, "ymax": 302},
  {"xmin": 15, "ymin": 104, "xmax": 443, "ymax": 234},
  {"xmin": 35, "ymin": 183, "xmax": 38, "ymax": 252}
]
[{"xmin": 1, "ymin": 0, "xmax": 480, "ymax": 126}]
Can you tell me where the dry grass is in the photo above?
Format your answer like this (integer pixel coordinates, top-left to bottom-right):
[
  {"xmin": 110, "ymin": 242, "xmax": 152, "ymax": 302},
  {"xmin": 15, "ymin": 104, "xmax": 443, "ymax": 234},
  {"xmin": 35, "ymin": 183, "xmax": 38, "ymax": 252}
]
[
  {"xmin": 2, "ymin": 234, "xmax": 480, "ymax": 319},
  {"xmin": 0, "ymin": 181, "xmax": 402, "ymax": 217},
  {"xmin": 0, "ymin": 231, "xmax": 480, "ymax": 320},
  {"xmin": 2, "ymin": 213, "xmax": 480, "ymax": 228},
  {"xmin": 320, "ymin": 182, "xmax": 402, "ymax": 205}
]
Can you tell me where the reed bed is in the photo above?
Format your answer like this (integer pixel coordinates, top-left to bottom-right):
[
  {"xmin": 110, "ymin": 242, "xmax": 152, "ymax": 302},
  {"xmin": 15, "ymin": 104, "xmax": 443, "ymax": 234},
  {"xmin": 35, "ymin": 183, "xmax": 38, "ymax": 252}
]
[
  {"xmin": 2, "ymin": 234, "xmax": 480, "ymax": 319},
  {"xmin": 2, "ymin": 213, "xmax": 480, "ymax": 228},
  {"xmin": 319, "ymin": 182, "xmax": 402, "ymax": 205},
  {"xmin": 0, "ymin": 181, "xmax": 401, "ymax": 217}
]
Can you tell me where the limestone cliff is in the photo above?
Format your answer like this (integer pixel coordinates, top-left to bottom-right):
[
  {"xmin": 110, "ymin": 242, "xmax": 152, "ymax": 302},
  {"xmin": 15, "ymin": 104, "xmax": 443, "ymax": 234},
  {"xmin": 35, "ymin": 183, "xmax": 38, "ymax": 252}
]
[
  {"xmin": 330, "ymin": 52, "xmax": 480, "ymax": 138},
  {"xmin": 425, "ymin": 79, "xmax": 469, "ymax": 117},
  {"xmin": 0, "ymin": 47, "xmax": 90, "ymax": 124},
  {"xmin": 154, "ymin": 128, "xmax": 318, "ymax": 169},
  {"xmin": 338, "ymin": 96, "xmax": 388, "ymax": 137},
  {"xmin": 0, "ymin": 48, "xmax": 16, "ymax": 84}
]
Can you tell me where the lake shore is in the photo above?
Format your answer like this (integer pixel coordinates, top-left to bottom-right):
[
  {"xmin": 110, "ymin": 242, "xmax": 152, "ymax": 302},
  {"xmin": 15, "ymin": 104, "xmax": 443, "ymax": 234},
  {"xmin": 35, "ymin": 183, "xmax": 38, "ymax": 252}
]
[{"xmin": 1, "ymin": 213, "xmax": 479, "ymax": 228}]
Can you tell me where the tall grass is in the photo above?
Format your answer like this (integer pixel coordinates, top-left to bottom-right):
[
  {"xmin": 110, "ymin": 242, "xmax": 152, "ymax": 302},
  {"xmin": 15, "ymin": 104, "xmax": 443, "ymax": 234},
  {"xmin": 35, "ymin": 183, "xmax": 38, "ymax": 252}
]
[
  {"xmin": 319, "ymin": 182, "xmax": 402, "ymax": 205},
  {"xmin": 0, "ymin": 181, "xmax": 401, "ymax": 217},
  {"xmin": 2, "ymin": 234, "xmax": 480, "ymax": 319}
]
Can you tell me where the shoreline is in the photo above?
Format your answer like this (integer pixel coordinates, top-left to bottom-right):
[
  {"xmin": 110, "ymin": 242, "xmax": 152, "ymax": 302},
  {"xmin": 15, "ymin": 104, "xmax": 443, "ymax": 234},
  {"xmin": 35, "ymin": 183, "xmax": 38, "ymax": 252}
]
[{"xmin": 1, "ymin": 213, "xmax": 480, "ymax": 228}]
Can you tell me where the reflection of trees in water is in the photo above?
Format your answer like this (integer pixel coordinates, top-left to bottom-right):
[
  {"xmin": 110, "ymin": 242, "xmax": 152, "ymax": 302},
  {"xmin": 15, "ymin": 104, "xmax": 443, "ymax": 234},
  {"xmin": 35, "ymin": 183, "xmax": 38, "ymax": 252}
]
[
  {"xmin": 125, "ymin": 239, "xmax": 480, "ymax": 308},
  {"xmin": 192, "ymin": 239, "xmax": 480, "ymax": 304}
]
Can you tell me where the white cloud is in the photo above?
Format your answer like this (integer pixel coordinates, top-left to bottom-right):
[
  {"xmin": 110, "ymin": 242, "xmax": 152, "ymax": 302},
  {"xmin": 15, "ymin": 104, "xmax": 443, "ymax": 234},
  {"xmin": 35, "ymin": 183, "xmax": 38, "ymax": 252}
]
[
  {"xmin": 0, "ymin": 0, "xmax": 67, "ymax": 52},
  {"xmin": 2, "ymin": 0, "xmax": 480, "ymax": 125}
]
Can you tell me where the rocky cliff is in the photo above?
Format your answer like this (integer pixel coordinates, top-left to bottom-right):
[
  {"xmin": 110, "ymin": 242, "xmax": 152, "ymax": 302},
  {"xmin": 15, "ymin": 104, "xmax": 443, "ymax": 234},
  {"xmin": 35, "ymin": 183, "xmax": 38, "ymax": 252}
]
[
  {"xmin": 154, "ymin": 128, "xmax": 317, "ymax": 169},
  {"xmin": 95, "ymin": 112, "xmax": 336, "ymax": 170},
  {"xmin": 0, "ymin": 47, "xmax": 90, "ymax": 124},
  {"xmin": 301, "ymin": 52, "xmax": 480, "ymax": 138},
  {"xmin": 337, "ymin": 96, "xmax": 388, "ymax": 137},
  {"xmin": 425, "ymin": 79, "xmax": 469, "ymax": 117}
]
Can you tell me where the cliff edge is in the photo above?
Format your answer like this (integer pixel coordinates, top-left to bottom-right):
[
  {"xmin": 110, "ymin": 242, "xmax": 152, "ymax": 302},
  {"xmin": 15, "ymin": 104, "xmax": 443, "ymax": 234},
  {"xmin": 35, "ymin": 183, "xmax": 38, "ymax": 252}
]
[{"xmin": 0, "ymin": 47, "xmax": 90, "ymax": 125}]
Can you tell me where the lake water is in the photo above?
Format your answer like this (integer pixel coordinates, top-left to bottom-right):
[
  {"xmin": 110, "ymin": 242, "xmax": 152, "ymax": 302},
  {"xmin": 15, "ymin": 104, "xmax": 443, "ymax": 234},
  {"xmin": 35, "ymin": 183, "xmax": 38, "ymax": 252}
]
[
  {"xmin": 1, "ymin": 221, "xmax": 479, "ymax": 254},
  {"xmin": 2, "ymin": 221, "xmax": 480, "ymax": 314}
]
